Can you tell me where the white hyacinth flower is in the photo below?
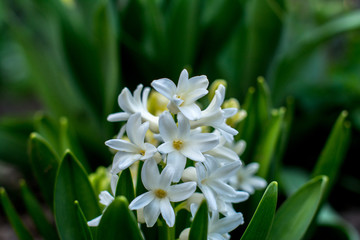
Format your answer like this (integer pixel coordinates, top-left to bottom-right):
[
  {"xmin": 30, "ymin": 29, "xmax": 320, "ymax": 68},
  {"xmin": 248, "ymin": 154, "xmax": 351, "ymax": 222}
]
[
  {"xmin": 129, "ymin": 158, "xmax": 197, "ymax": 227},
  {"xmin": 196, "ymin": 156, "xmax": 249, "ymax": 212},
  {"xmin": 208, "ymin": 211, "xmax": 244, "ymax": 240},
  {"xmin": 105, "ymin": 113, "xmax": 157, "ymax": 174},
  {"xmin": 151, "ymin": 69, "xmax": 209, "ymax": 120},
  {"xmin": 190, "ymin": 85, "xmax": 238, "ymax": 142},
  {"xmin": 229, "ymin": 162, "xmax": 267, "ymax": 194},
  {"xmin": 107, "ymin": 84, "xmax": 159, "ymax": 132},
  {"xmin": 157, "ymin": 111, "xmax": 219, "ymax": 182}
]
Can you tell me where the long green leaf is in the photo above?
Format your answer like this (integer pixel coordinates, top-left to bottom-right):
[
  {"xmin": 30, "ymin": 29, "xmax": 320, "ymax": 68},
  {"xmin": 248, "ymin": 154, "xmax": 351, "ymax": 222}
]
[
  {"xmin": 54, "ymin": 150, "xmax": 100, "ymax": 240},
  {"xmin": 20, "ymin": 180, "xmax": 59, "ymax": 240},
  {"xmin": 0, "ymin": 188, "xmax": 33, "ymax": 240},
  {"xmin": 115, "ymin": 168, "xmax": 135, "ymax": 202},
  {"xmin": 189, "ymin": 200, "xmax": 208, "ymax": 240},
  {"xmin": 74, "ymin": 200, "xmax": 93, "ymax": 240},
  {"xmin": 268, "ymin": 175, "xmax": 328, "ymax": 240},
  {"xmin": 254, "ymin": 108, "xmax": 285, "ymax": 180},
  {"xmin": 97, "ymin": 196, "xmax": 143, "ymax": 240},
  {"xmin": 241, "ymin": 181, "xmax": 278, "ymax": 240},
  {"xmin": 311, "ymin": 110, "xmax": 351, "ymax": 199},
  {"xmin": 28, "ymin": 132, "xmax": 60, "ymax": 207}
]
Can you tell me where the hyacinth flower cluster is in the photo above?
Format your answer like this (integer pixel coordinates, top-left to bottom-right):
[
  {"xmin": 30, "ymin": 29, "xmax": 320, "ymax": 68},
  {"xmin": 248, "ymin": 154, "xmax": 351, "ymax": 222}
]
[{"xmin": 88, "ymin": 69, "xmax": 267, "ymax": 238}]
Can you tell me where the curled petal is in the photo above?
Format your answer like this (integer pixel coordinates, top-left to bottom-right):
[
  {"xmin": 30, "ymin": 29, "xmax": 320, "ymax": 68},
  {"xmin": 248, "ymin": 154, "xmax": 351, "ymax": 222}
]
[{"xmin": 129, "ymin": 191, "xmax": 155, "ymax": 210}]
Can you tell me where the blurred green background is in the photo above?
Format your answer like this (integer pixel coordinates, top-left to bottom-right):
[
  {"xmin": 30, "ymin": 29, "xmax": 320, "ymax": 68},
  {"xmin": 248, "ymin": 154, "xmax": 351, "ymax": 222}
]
[{"xmin": 1, "ymin": 0, "xmax": 360, "ymax": 239}]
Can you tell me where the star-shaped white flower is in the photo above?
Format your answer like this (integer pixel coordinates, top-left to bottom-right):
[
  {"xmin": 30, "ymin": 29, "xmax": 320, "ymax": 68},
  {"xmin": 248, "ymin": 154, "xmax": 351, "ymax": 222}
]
[
  {"xmin": 151, "ymin": 69, "xmax": 209, "ymax": 120},
  {"xmin": 129, "ymin": 158, "xmax": 197, "ymax": 227},
  {"xmin": 157, "ymin": 111, "xmax": 219, "ymax": 182},
  {"xmin": 105, "ymin": 113, "xmax": 157, "ymax": 174},
  {"xmin": 196, "ymin": 156, "xmax": 249, "ymax": 212},
  {"xmin": 190, "ymin": 84, "xmax": 238, "ymax": 142},
  {"xmin": 229, "ymin": 162, "xmax": 267, "ymax": 194},
  {"xmin": 107, "ymin": 84, "xmax": 159, "ymax": 132}
]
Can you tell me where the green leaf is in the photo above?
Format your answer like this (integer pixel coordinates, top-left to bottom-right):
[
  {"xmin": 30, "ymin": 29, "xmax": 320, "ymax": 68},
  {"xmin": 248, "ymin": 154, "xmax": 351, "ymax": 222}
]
[
  {"xmin": 189, "ymin": 200, "xmax": 208, "ymax": 240},
  {"xmin": 34, "ymin": 113, "xmax": 61, "ymax": 157},
  {"xmin": 270, "ymin": 10, "xmax": 360, "ymax": 102},
  {"xmin": 241, "ymin": 181, "xmax": 278, "ymax": 240},
  {"xmin": 54, "ymin": 150, "xmax": 100, "ymax": 240},
  {"xmin": 19, "ymin": 180, "xmax": 59, "ymax": 240},
  {"xmin": 311, "ymin": 111, "xmax": 351, "ymax": 199},
  {"xmin": 115, "ymin": 168, "xmax": 135, "ymax": 202},
  {"xmin": 0, "ymin": 188, "xmax": 33, "ymax": 240},
  {"xmin": 28, "ymin": 132, "xmax": 60, "ymax": 207},
  {"xmin": 268, "ymin": 175, "xmax": 328, "ymax": 240},
  {"xmin": 74, "ymin": 200, "xmax": 93, "ymax": 240},
  {"xmin": 254, "ymin": 108, "xmax": 285, "ymax": 179},
  {"xmin": 97, "ymin": 196, "xmax": 143, "ymax": 240},
  {"xmin": 166, "ymin": 0, "xmax": 201, "ymax": 74}
]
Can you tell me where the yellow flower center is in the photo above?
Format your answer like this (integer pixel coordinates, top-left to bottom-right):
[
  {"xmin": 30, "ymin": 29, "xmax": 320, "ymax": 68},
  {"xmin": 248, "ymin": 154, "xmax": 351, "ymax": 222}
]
[
  {"xmin": 139, "ymin": 150, "xmax": 145, "ymax": 156},
  {"xmin": 154, "ymin": 189, "xmax": 167, "ymax": 198},
  {"xmin": 173, "ymin": 140, "xmax": 183, "ymax": 150}
]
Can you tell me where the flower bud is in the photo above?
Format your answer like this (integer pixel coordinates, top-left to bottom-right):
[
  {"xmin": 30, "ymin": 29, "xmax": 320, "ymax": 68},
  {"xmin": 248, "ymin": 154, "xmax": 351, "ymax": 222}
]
[
  {"xmin": 181, "ymin": 167, "xmax": 197, "ymax": 182},
  {"xmin": 208, "ymin": 79, "xmax": 227, "ymax": 101},
  {"xmin": 179, "ymin": 228, "xmax": 190, "ymax": 240}
]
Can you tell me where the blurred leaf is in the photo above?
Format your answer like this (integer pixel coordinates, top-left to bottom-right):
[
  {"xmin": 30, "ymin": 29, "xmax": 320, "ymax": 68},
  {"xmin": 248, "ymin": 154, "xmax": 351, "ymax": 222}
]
[
  {"xmin": 89, "ymin": 166, "xmax": 111, "ymax": 199},
  {"xmin": 189, "ymin": 200, "xmax": 208, "ymax": 240},
  {"xmin": 241, "ymin": 181, "xmax": 278, "ymax": 240},
  {"xmin": 311, "ymin": 110, "xmax": 351, "ymax": 199},
  {"xmin": 166, "ymin": 0, "xmax": 201, "ymax": 74},
  {"xmin": 236, "ymin": 0, "xmax": 285, "ymax": 93},
  {"xmin": 97, "ymin": 196, "xmax": 143, "ymax": 240},
  {"xmin": 270, "ymin": 10, "xmax": 360, "ymax": 103},
  {"xmin": 93, "ymin": 1, "xmax": 120, "ymax": 117},
  {"xmin": 28, "ymin": 132, "xmax": 60, "ymax": 207},
  {"xmin": 19, "ymin": 180, "xmax": 59, "ymax": 240},
  {"xmin": 317, "ymin": 204, "xmax": 360, "ymax": 240},
  {"xmin": 34, "ymin": 113, "xmax": 61, "ymax": 157},
  {"xmin": 279, "ymin": 167, "xmax": 309, "ymax": 196},
  {"xmin": 74, "ymin": 200, "xmax": 93, "ymax": 240},
  {"xmin": 54, "ymin": 151, "xmax": 100, "ymax": 240},
  {"xmin": 268, "ymin": 175, "xmax": 328, "ymax": 240},
  {"xmin": 255, "ymin": 77, "xmax": 272, "ymax": 128},
  {"xmin": 115, "ymin": 168, "xmax": 135, "ymax": 202},
  {"xmin": 0, "ymin": 188, "xmax": 33, "ymax": 240},
  {"xmin": 135, "ymin": 161, "xmax": 147, "ymax": 196},
  {"xmin": 255, "ymin": 108, "xmax": 285, "ymax": 180}
]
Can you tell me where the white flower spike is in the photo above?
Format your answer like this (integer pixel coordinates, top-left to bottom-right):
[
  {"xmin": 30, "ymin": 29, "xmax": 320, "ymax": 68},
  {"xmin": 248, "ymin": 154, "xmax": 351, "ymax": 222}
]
[
  {"xmin": 105, "ymin": 113, "xmax": 157, "ymax": 174},
  {"xmin": 151, "ymin": 69, "xmax": 209, "ymax": 120},
  {"xmin": 129, "ymin": 158, "xmax": 197, "ymax": 227},
  {"xmin": 230, "ymin": 162, "xmax": 267, "ymax": 194},
  {"xmin": 157, "ymin": 111, "xmax": 219, "ymax": 182}
]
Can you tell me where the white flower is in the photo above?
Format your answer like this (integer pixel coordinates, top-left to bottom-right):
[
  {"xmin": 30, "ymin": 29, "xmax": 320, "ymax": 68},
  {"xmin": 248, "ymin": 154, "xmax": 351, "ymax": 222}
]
[
  {"xmin": 157, "ymin": 111, "xmax": 219, "ymax": 182},
  {"xmin": 87, "ymin": 174, "xmax": 118, "ymax": 227},
  {"xmin": 229, "ymin": 162, "xmax": 267, "ymax": 194},
  {"xmin": 105, "ymin": 113, "xmax": 157, "ymax": 174},
  {"xmin": 129, "ymin": 158, "xmax": 197, "ymax": 227},
  {"xmin": 208, "ymin": 211, "xmax": 244, "ymax": 240},
  {"xmin": 107, "ymin": 84, "xmax": 159, "ymax": 132},
  {"xmin": 205, "ymin": 131, "xmax": 240, "ymax": 164},
  {"xmin": 190, "ymin": 85, "xmax": 238, "ymax": 142},
  {"xmin": 151, "ymin": 69, "xmax": 209, "ymax": 120},
  {"xmin": 196, "ymin": 156, "xmax": 249, "ymax": 212}
]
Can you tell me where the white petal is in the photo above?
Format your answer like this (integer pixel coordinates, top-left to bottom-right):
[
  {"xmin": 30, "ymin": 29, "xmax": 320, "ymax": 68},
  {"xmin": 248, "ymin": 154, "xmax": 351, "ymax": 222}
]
[
  {"xmin": 159, "ymin": 111, "xmax": 177, "ymax": 141},
  {"xmin": 210, "ymin": 212, "xmax": 244, "ymax": 234},
  {"xmin": 177, "ymin": 69, "xmax": 189, "ymax": 90},
  {"xmin": 151, "ymin": 78, "xmax": 177, "ymax": 100},
  {"xmin": 105, "ymin": 139, "xmax": 139, "ymax": 153},
  {"xmin": 112, "ymin": 152, "xmax": 140, "ymax": 172},
  {"xmin": 188, "ymin": 133, "xmax": 219, "ymax": 152},
  {"xmin": 126, "ymin": 113, "xmax": 147, "ymax": 146},
  {"xmin": 180, "ymin": 145, "xmax": 205, "ymax": 162},
  {"xmin": 118, "ymin": 87, "xmax": 137, "ymax": 114},
  {"xmin": 107, "ymin": 112, "xmax": 130, "ymax": 122},
  {"xmin": 160, "ymin": 198, "xmax": 175, "ymax": 227},
  {"xmin": 200, "ymin": 186, "xmax": 217, "ymax": 211},
  {"xmin": 179, "ymin": 103, "xmax": 202, "ymax": 121},
  {"xmin": 143, "ymin": 199, "xmax": 161, "ymax": 227},
  {"xmin": 142, "ymin": 143, "xmax": 157, "ymax": 159},
  {"xmin": 158, "ymin": 166, "xmax": 174, "ymax": 189},
  {"xmin": 245, "ymin": 162, "xmax": 260, "ymax": 175},
  {"xmin": 207, "ymin": 146, "xmax": 240, "ymax": 163},
  {"xmin": 223, "ymin": 108, "xmax": 237, "ymax": 118},
  {"xmin": 248, "ymin": 177, "xmax": 267, "ymax": 189},
  {"xmin": 99, "ymin": 191, "xmax": 114, "ymax": 206},
  {"xmin": 158, "ymin": 141, "xmax": 175, "ymax": 154},
  {"xmin": 168, "ymin": 182, "xmax": 197, "ymax": 202},
  {"xmin": 177, "ymin": 113, "xmax": 190, "ymax": 139},
  {"xmin": 87, "ymin": 215, "xmax": 102, "ymax": 227},
  {"xmin": 211, "ymin": 161, "xmax": 241, "ymax": 180},
  {"xmin": 141, "ymin": 158, "xmax": 160, "ymax": 190},
  {"xmin": 110, "ymin": 174, "xmax": 119, "ymax": 195},
  {"xmin": 129, "ymin": 191, "xmax": 155, "ymax": 210},
  {"xmin": 166, "ymin": 151, "xmax": 187, "ymax": 182}
]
